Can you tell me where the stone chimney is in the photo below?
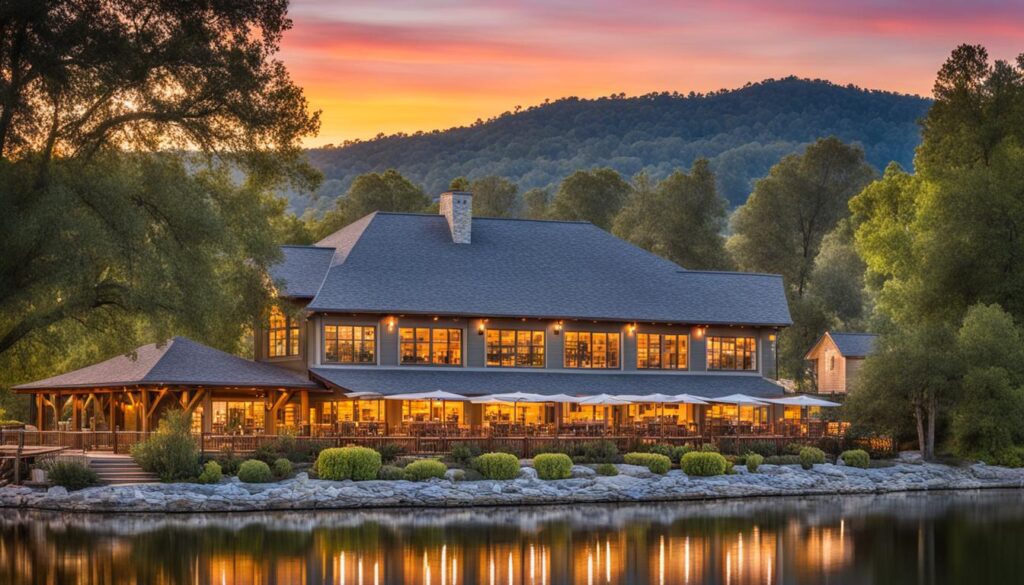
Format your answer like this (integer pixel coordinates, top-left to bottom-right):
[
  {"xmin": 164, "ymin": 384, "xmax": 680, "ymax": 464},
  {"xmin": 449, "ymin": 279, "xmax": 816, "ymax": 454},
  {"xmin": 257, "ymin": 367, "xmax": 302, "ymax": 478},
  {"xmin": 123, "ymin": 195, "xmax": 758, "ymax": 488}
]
[{"xmin": 439, "ymin": 190, "xmax": 472, "ymax": 244}]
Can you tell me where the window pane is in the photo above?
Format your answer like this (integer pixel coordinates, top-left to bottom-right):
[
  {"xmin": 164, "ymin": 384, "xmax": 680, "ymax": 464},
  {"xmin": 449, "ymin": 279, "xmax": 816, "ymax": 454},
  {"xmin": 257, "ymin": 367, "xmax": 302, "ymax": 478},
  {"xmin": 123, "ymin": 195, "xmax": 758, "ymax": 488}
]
[
  {"xmin": 399, "ymin": 328, "xmax": 414, "ymax": 342},
  {"xmin": 607, "ymin": 333, "xmax": 619, "ymax": 368},
  {"xmin": 415, "ymin": 328, "xmax": 429, "ymax": 343},
  {"xmin": 637, "ymin": 334, "xmax": 649, "ymax": 369},
  {"xmin": 678, "ymin": 336, "xmax": 688, "ymax": 369}
]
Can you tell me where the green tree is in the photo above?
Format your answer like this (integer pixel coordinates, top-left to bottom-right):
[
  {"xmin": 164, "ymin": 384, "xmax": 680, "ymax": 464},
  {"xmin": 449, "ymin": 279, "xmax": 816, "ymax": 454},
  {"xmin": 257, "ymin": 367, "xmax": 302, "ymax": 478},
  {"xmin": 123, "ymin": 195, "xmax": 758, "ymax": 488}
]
[
  {"xmin": 729, "ymin": 137, "xmax": 876, "ymax": 297},
  {"xmin": 845, "ymin": 320, "xmax": 960, "ymax": 459},
  {"xmin": 0, "ymin": 0, "xmax": 318, "ymax": 407},
  {"xmin": 314, "ymin": 170, "xmax": 430, "ymax": 238},
  {"xmin": 613, "ymin": 160, "xmax": 731, "ymax": 270},
  {"xmin": 470, "ymin": 176, "xmax": 519, "ymax": 217},
  {"xmin": 808, "ymin": 220, "xmax": 869, "ymax": 329},
  {"xmin": 729, "ymin": 137, "xmax": 875, "ymax": 382},
  {"xmin": 549, "ymin": 168, "xmax": 630, "ymax": 229},
  {"xmin": 449, "ymin": 176, "xmax": 470, "ymax": 190},
  {"xmin": 522, "ymin": 187, "xmax": 550, "ymax": 219}
]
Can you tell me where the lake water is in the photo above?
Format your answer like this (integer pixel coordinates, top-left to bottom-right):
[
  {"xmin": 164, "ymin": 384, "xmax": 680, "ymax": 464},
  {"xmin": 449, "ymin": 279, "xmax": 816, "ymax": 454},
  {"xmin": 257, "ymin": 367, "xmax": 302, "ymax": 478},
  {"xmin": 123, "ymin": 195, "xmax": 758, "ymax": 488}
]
[{"xmin": 2, "ymin": 490, "xmax": 1024, "ymax": 584}]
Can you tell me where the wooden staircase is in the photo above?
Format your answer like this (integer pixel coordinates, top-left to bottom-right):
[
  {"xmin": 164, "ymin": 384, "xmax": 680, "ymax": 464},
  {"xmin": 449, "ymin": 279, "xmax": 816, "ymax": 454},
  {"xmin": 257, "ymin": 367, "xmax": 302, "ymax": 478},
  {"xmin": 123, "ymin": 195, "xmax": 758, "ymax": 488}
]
[{"xmin": 87, "ymin": 454, "xmax": 159, "ymax": 484}]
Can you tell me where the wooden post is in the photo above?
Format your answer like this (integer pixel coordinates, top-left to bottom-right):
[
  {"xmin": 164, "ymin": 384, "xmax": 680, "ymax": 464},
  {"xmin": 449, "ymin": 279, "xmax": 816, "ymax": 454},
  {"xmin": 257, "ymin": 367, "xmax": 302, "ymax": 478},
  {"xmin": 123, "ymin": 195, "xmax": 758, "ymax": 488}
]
[
  {"xmin": 71, "ymin": 396, "xmax": 81, "ymax": 431},
  {"xmin": 202, "ymin": 391, "xmax": 213, "ymax": 434},
  {"xmin": 14, "ymin": 430, "xmax": 24, "ymax": 485},
  {"xmin": 140, "ymin": 390, "xmax": 151, "ymax": 434},
  {"xmin": 265, "ymin": 390, "xmax": 277, "ymax": 435},
  {"xmin": 300, "ymin": 390, "xmax": 310, "ymax": 436}
]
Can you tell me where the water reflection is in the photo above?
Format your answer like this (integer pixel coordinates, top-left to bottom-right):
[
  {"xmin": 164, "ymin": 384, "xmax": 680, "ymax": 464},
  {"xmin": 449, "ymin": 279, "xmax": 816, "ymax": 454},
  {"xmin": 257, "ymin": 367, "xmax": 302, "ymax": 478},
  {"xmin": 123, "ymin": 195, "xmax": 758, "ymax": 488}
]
[{"xmin": 3, "ymin": 491, "xmax": 1024, "ymax": 584}]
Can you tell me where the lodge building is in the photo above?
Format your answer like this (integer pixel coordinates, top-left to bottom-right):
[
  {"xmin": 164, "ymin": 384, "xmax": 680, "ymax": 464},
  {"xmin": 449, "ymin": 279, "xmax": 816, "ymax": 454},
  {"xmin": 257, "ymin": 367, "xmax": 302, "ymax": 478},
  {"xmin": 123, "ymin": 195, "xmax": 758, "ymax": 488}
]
[{"xmin": 14, "ymin": 191, "xmax": 838, "ymax": 445}]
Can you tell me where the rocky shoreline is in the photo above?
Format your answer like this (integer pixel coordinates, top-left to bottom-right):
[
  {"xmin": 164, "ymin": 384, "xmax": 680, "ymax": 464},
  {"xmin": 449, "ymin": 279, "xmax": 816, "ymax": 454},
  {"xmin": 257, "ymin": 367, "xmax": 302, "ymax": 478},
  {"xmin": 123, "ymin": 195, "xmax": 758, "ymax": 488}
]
[{"xmin": 3, "ymin": 458, "xmax": 1024, "ymax": 513}]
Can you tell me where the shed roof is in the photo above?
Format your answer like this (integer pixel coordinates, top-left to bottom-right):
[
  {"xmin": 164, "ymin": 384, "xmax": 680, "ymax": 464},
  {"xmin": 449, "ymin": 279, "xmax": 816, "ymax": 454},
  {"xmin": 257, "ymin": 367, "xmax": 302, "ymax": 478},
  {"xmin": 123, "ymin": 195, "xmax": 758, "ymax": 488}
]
[
  {"xmin": 270, "ymin": 212, "xmax": 792, "ymax": 326},
  {"xmin": 14, "ymin": 337, "xmax": 319, "ymax": 391},
  {"xmin": 829, "ymin": 332, "xmax": 878, "ymax": 358},
  {"xmin": 310, "ymin": 367, "xmax": 786, "ymax": 399}
]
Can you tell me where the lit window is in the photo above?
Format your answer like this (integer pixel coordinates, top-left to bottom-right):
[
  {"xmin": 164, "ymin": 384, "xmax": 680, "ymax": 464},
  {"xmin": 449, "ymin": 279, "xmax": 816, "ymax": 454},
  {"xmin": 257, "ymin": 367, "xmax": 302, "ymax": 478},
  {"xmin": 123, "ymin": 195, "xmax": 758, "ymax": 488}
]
[
  {"xmin": 564, "ymin": 331, "xmax": 620, "ymax": 369},
  {"xmin": 400, "ymin": 327, "xmax": 462, "ymax": 366},
  {"xmin": 706, "ymin": 336, "xmax": 757, "ymax": 370},
  {"xmin": 827, "ymin": 353, "xmax": 836, "ymax": 372},
  {"xmin": 637, "ymin": 333, "xmax": 688, "ymax": 369},
  {"xmin": 323, "ymin": 325, "xmax": 376, "ymax": 364},
  {"xmin": 267, "ymin": 306, "xmax": 300, "ymax": 358},
  {"xmin": 486, "ymin": 329, "xmax": 545, "ymax": 367}
]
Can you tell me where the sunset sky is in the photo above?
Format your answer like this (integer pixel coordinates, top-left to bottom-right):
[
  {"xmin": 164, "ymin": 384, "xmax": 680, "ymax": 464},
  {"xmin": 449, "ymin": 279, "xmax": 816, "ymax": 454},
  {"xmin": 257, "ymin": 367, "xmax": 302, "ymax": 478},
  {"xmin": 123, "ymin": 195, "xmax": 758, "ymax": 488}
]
[{"xmin": 280, "ymin": 0, "xmax": 1024, "ymax": 145}]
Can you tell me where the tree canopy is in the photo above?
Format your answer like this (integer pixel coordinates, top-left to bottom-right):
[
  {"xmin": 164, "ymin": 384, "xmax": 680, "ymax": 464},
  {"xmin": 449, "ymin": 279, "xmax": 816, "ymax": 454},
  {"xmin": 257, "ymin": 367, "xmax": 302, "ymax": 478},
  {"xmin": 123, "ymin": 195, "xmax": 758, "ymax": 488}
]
[
  {"xmin": 549, "ymin": 168, "xmax": 631, "ymax": 229},
  {"xmin": 313, "ymin": 169, "xmax": 431, "ymax": 239}
]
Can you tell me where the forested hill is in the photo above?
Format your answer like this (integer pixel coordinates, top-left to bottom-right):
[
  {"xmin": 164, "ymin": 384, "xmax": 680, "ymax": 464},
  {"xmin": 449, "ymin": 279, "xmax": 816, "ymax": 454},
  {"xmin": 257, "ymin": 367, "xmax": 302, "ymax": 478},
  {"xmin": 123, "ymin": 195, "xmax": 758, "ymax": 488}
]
[{"xmin": 299, "ymin": 77, "xmax": 931, "ymax": 212}]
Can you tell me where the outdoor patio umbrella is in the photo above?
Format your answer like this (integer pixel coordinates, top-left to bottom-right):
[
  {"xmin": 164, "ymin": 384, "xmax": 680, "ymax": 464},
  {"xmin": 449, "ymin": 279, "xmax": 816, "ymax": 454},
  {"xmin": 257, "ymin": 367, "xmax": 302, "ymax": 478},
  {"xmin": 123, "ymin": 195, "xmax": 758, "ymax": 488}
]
[
  {"xmin": 762, "ymin": 395, "xmax": 842, "ymax": 407},
  {"xmin": 534, "ymin": 394, "xmax": 583, "ymax": 403},
  {"xmin": 385, "ymin": 390, "xmax": 470, "ymax": 424},
  {"xmin": 577, "ymin": 394, "xmax": 633, "ymax": 425},
  {"xmin": 617, "ymin": 393, "xmax": 709, "ymax": 425},
  {"xmin": 488, "ymin": 392, "xmax": 548, "ymax": 423},
  {"xmin": 709, "ymin": 394, "xmax": 771, "ymax": 430}
]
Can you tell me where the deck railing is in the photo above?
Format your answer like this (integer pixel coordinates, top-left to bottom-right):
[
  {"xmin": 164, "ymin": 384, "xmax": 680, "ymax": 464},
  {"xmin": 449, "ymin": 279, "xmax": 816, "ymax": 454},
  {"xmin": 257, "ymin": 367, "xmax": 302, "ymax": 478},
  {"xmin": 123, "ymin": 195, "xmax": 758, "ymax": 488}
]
[{"xmin": 0, "ymin": 428, "xmax": 893, "ymax": 457}]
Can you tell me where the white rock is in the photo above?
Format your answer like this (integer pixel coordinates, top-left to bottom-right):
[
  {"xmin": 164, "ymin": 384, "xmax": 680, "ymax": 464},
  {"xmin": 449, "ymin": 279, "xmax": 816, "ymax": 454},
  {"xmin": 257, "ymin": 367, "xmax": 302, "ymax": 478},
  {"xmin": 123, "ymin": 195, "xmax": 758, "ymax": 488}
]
[
  {"xmin": 46, "ymin": 486, "xmax": 68, "ymax": 497},
  {"xmin": 571, "ymin": 465, "xmax": 597, "ymax": 478},
  {"xmin": 518, "ymin": 467, "xmax": 538, "ymax": 480}
]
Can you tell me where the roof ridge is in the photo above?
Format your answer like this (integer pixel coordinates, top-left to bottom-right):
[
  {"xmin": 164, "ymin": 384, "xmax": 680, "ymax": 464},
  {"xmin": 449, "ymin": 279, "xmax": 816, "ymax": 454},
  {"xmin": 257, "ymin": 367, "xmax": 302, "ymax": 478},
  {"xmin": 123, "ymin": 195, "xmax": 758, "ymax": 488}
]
[
  {"xmin": 676, "ymin": 269, "xmax": 784, "ymax": 279},
  {"xmin": 831, "ymin": 331, "xmax": 877, "ymax": 336},
  {"xmin": 279, "ymin": 244, "xmax": 335, "ymax": 250},
  {"xmin": 373, "ymin": 211, "xmax": 593, "ymax": 225}
]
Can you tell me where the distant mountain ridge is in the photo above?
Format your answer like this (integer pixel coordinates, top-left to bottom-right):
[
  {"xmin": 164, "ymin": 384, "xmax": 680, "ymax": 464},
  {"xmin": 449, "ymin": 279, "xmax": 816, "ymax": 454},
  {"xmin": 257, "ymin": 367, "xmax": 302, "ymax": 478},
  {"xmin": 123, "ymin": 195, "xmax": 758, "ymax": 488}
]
[{"xmin": 296, "ymin": 77, "xmax": 932, "ymax": 213}]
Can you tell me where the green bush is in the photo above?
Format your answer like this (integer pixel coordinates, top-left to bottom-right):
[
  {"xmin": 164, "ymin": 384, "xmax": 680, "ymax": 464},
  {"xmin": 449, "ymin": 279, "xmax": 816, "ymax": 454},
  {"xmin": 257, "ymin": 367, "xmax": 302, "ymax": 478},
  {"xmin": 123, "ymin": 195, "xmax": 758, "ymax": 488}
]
[
  {"xmin": 784, "ymin": 443, "xmax": 804, "ymax": 455},
  {"xmin": 238, "ymin": 459, "xmax": 273, "ymax": 483},
  {"xmin": 680, "ymin": 451, "xmax": 729, "ymax": 476},
  {"xmin": 765, "ymin": 455, "xmax": 802, "ymax": 465},
  {"xmin": 647, "ymin": 444, "xmax": 673, "ymax": 458},
  {"xmin": 404, "ymin": 459, "xmax": 448, "ymax": 481},
  {"xmin": 450, "ymin": 442, "xmax": 483, "ymax": 465},
  {"xmin": 534, "ymin": 453, "xmax": 573, "ymax": 480},
  {"xmin": 596, "ymin": 463, "xmax": 619, "ymax": 476},
  {"xmin": 377, "ymin": 443, "xmax": 404, "ymax": 464},
  {"xmin": 746, "ymin": 453, "xmax": 764, "ymax": 473},
  {"xmin": 216, "ymin": 453, "xmax": 242, "ymax": 476},
  {"xmin": 197, "ymin": 460, "xmax": 223, "ymax": 484},
  {"xmin": 623, "ymin": 452, "xmax": 671, "ymax": 474},
  {"xmin": 799, "ymin": 447, "xmax": 826, "ymax": 469},
  {"xmin": 580, "ymin": 440, "xmax": 619, "ymax": 463},
  {"xmin": 700, "ymin": 443, "xmax": 720, "ymax": 453},
  {"xmin": 315, "ymin": 447, "xmax": 382, "ymax": 481},
  {"xmin": 253, "ymin": 433, "xmax": 325, "ymax": 464},
  {"xmin": 273, "ymin": 458, "xmax": 293, "ymax": 478},
  {"xmin": 840, "ymin": 449, "xmax": 870, "ymax": 469},
  {"xmin": 130, "ymin": 410, "xmax": 200, "ymax": 482},
  {"xmin": 377, "ymin": 465, "xmax": 407, "ymax": 480},
  {"xmin": 474, "ymin": 452, "xmax": 520, "ymax": 479},
  {"xmin": 40, "ymin": 457, "xmax": 98, "ymax": 490},
  {"xmin": 670, "ymin": 445, "xmax": 692, "ymax": 463}
]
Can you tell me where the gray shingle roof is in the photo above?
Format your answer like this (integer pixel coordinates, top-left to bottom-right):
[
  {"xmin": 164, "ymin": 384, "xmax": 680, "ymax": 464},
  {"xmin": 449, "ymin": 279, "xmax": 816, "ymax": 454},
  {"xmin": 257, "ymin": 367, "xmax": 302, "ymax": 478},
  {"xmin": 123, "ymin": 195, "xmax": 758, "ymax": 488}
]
[
  {"xmin": 270, "ymin": 246, "xmax": 335, "ymax": 298},
  {"xmin": 310, "ymin": 367, "xmax": 786, "ymax": 399},
  {"xmin": 829, "ymin": 332, "xmax": 878, "ymax": 358},
  {"xmin": 275, "ymin": 212, "xmax": 791, "ymax": 326},
  {"xmin": 14, "ymin": 337, "xmax": 318, "ymax": 391}
]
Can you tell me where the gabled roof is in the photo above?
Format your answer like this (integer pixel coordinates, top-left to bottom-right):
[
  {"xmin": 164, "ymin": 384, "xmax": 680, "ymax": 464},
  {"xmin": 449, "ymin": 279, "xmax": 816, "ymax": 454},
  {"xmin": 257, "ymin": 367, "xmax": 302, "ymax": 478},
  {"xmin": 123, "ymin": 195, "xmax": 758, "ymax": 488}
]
[
  {"xmin": 805, "ymin": 331, "xmax": 878, "ymax": 360},
  {"xmin": 271, "ymin": 246, "xmax": 335, "ymax": 298},
  {"xmin": 272, "ymin": 212, "xmax": 792, "ymax": 326},
  {"xmin": 310, "ymin": 367, "xmax": 785, "ymax": 399},
  {"xmin": 14, "ymin": 337, "xmax": 319, "ymax": 391}
]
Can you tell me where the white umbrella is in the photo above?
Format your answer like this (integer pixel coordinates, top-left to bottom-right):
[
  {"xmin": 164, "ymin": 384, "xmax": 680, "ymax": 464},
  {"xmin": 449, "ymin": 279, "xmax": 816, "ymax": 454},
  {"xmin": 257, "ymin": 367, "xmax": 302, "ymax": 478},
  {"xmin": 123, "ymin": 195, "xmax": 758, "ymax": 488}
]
[
  {"xmin": 385, "ymin": 390, "xmax": 469, "ymax": 426},
  {"xmin": 577, "ymin": 394, "xmax": 634, "ymax": 406},
  {"xmin": 711, "ymin": 393, "xmax": 770, "ymax": 405},
  {"xmin": 618, "ymin": 393, "xmax": 709, "ymax": 405},
  {"xmin": 534, "ymin": 393, "xmax": 582, "ymax": 403},
  {"xmin": 763, "ymin": 395, "xmax": 841, "ymax": 407}
]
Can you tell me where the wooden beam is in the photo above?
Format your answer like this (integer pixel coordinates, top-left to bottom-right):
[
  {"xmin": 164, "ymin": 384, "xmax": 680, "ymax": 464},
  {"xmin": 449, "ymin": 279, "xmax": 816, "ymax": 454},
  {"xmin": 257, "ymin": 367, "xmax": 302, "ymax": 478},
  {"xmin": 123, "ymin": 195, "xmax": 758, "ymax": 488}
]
[
  {"xmin": 183, "ymin": 388, "xmax": 206, "ymax": 414},
  {"xmin": 35, "ymin": 394, "xmax": 43, "ymax": 430},
  {"xmin": 146, "ymin": 388, "xmax": 169, "ymax": 420},
  {"xmin": 140, "ymin": 389, "xmax": 151, "ymax": 433}
]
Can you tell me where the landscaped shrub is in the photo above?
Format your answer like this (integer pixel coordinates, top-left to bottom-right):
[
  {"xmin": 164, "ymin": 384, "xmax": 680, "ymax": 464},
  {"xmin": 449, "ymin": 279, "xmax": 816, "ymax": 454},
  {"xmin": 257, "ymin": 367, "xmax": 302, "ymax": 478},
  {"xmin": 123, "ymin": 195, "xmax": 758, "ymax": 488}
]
[
  {"xmin": 700, "ymin": 443, "xmax": 720, "ymax": 453},
  {"xmin": 377, "ymin": 465, "xmax": 407, "ymax": 480},
  {"xmin": 840, "ymin": 449, "xmax": 870, "ymax": 469},
  {"xmin": 746, "ymin": 453, "xmax": 764, "ymax": 473},
  {"xmin": 623, "ymin": 452, "xmax": 671, "ymax": 474},
  {"xmin": 991, "ymin": 446, "xmax": 1024, "ymax": 468},
  {"xmin": 254, "ymin": 433, "xmax": 325, "ymax": 464},
  {"xmin": 670, "ymin": 445, "xmax": 692, "ymax": 463},
  {"xmin": 238, "ymin": 459, "xmax": 273, "ymax": 483},
  {"xmin": 765, "ymin": 455, "xmax": 802, "ymax": 465},
  {"xmin": 647, "ymin": 444, "xmax": 674, "ymax": 459},
  {"xmin": 130, "ymin": 410, "xmax": 200, "ymax": 481},
  {"xmin": 40, "ymin": 457, "xmax": 98, "ymax": 490},
  {"xmin": 404, "ymin": 459, "xmax": 447, "ymax": 481},
  {"xmin": 316, "ymin": 447, "xmax": 382, "ymax": 481},
  {"xmin": 579, "ymin": 440, "xmax": 619, "ymax": 464},
  {"xmin": 450, "ymin": 442, "xmax": 483, "ymax": 465},
  {"xmin": 596, "ymin": 463, "xmax": 619, "ymax": 476},
  {"xmin": 216, "ymin": 453, "xmax": 242, "ymax": 476},
  {"xmin": 680, "ymin": 452, "xmax": 729, "ymax": 476},
  {"xmin": 377, "ymin": 443, "xmax": 404, "ymax": 464},
  {"xmin": 474, "ymin": 452, "xmax": 520, "ymax": 479},
  {"xmin": 534, "ymin": 453, "xmax": 573, "ymax": 480},
  {"xmin": 273, "ymin": 458, "xmax": 293, "ymax": 478},
  {"xmin": 784, "ymin": 443, "xmax": 805, "ymax": 455},
  {"xmin": 799, "ymin": 447, "xmax": 826, "ymax": 469},
  {"xmin": 197, "ymin": 460, "xmax": 223, "ymax": 484}
]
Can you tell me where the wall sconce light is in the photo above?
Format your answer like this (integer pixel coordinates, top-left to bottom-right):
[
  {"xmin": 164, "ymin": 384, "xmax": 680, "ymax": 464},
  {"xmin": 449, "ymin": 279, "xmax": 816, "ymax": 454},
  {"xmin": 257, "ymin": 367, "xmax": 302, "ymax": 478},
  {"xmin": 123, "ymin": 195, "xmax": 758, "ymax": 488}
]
[
  {"xmin": 477, "ymin": 320, "xmax": 486, "ymax": 335},
  {"xmin": 768, "ymin": 334, "xmax": 777, "ymax": 342},
  {"xmin": 553, "ymin": 320, "xmax": 563, "ymax": 335},
  {"xmin": 628, "ymin": 323, "xmax": 636, "ymax": 336},
  {"xmin": 433, "ymin": 316, "xmax": 439, "ymax": 322},
  {"xmin": 386, "ymin": 317, "xmax": 396, "ymax": 333},
  {"xmin": 695, "ymin": 326, "xmax": 705, "ymax": 339}
]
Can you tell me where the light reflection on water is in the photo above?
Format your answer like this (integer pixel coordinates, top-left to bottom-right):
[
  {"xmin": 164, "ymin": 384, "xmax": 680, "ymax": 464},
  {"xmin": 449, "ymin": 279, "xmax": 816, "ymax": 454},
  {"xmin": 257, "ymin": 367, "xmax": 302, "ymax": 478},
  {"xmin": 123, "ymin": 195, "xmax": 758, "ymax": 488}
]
[{"xmin": 3, "ymin": 490, "xmax": 1024, "ymax": 584}]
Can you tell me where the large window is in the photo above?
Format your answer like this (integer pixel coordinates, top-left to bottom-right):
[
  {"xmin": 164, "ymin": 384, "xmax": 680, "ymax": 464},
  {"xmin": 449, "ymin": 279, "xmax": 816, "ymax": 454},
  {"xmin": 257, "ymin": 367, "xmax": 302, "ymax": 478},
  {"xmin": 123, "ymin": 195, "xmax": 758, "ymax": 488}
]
[
  {"xmin": 637, "ymin": 333, "xmax": 689, "ymax": 369},
  {"xmin": 400, "ymin": 327, "xmax": 462, "ymax": 366},
  {"xmin": 486, "ymin": 329, "xmax": 545, "ymax": 367},
  {"xmin": 267, "ymin": 306, "xmax": 300, "ymax": 358},
  {"xmin": 324, "ymin": 325, "xmax": 376, "ymax": 364},
  {"xmin": 707, "ymin": 336, "xmax": 757, "ymax": 370},
  {"xmin": 564, "ymin": 331, "xmax": 620, "ymax": 369}
]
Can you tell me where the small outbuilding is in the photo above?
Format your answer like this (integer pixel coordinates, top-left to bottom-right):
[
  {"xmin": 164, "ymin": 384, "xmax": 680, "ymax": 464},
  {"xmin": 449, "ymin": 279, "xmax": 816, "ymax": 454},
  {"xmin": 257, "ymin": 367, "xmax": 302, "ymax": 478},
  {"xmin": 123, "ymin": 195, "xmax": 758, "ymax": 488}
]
[{"xmin": 804, "ymin": 331, "xmax": 878, "ymax": 394}]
